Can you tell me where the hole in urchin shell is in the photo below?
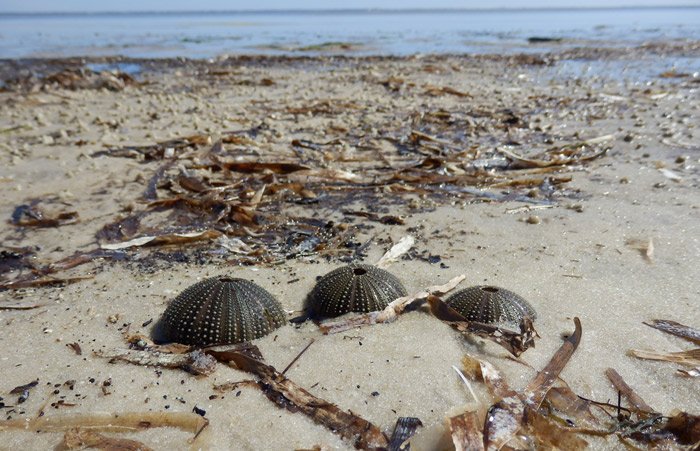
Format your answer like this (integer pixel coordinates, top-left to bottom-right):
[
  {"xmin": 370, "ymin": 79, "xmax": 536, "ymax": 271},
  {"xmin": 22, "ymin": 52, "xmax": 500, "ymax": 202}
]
[
  {"xmin": 481, "ymin": 286, "xmax": 499, "ymax": 293},
  {"xmin": 353, "ymin": 267, "xmax": 367, "ymax": 276},
  {"xmin": 218, "ymin": 277, "xmax": 235, "ymax": 283}
]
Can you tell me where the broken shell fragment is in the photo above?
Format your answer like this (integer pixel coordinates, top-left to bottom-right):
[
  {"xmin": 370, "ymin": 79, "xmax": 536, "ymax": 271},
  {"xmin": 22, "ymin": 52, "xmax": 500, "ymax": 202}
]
[
  {"xmin": 153, "ymin": 276, "xmax": 286, "ymax": 346},
  {"xmin": 306, "ymin": 264, "xmax": 408, "ymax": 318},
  {"xmin": 444, "ymin": 285, "xmax": 537, "ymax": 324}
]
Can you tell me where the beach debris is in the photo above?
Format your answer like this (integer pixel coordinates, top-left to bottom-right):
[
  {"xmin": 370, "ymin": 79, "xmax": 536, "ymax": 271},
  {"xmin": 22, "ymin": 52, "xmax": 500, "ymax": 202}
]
[
  {"xmin": 281, "ymin": 339, "xmax": 315, "ymax": 375},
  {"xmin": 318, "ymin": 274, "xmax": 465, "ymax": 334},
  {"xmin": 343, "ymin": 210, "xmax": 405, "ymax": 225},
  {"xmin": 659, "ymin": 167, "xmax": 683, "ymax": 182},
  {"xmin": 388, "ymin": 417, "xmax": 423, "ymax": 451},
  {"xmin": 100, "ymin": 230, "xmax": 221, "ymax": 250},
  {"xmin": 0, "ymin": 247, "xmax": 37, "ymax": 274},
  {"xmin": 63, "ymin": 428, "xmax": 153, "ymax": 451},
  {"xmin": 628, "ymin": 319, "xmax": 700, "ymax": 376},
  {"xmin": 500, "ymin": 144, "xmax": 608, "ymax": 169},
  {"xmin": 376, "ymin": 235, "xmax": 415, "ymax": 269},
  {"xmin": 627, "ymin": 348, "xmax": 700, "ymax": 366},
  {"xmin": 663, "ymin": 411, "xmax": 700, "ymax": 446},
  {"xmin": 423, "ymin": 85, "xmax": 472, "ymax": 98},
  {"xmin": 429, "ymin": 320, "xmax": 586, "ymax": 450},
  {"xmin": 214, "ymin": 349, "xmax": 388, "ymax": 450},
  {"xmin": 0, "ymin": 412, "xmax": 209, "ymax": 442},
  {"xmin": 604, "ymin": 368, "xmax": 655, "ymax": 415},
  {"xmin": 541, "ymin": 386, "xmax": 599, "ymax": 426},
  {"xmin": 2, "ymin": 66, "xmax": 140, "ymax": 93},
  {"xmin": 677, "ymin": 367, "xmax": 700, "ymax": 378},
  {"xmin": 67, "ymin": 342, "xmax": 82, "ymax": 356},
  {"xmin": 0, "ymin": 303, "xmax": 46, "ymax": 310},
  {"xmin": 0, "ymin": 248, "xmax": 125, "ymax": 291},
  {"xmin": 305, "ymin": 264, "xmax": 407, "ymax": 318},
  {"xmin": 93, "ymin": 135, "xmax": 211, "ymax": 161},
  {"xmin": 644, "ymin": 319, "xmax": 700, "ymax": 345},
  {"xmin": 98, "ymin": 347, "xmax": 217, "ymax": 376},
  {"xmin": 448, "ymin": 411, "xmax": 483, "ymax": 451},
  {"xmin": 525, "ymin": 317, "xmax": 582, "ymax": 407},
  {"xmin": 11, "ymin": 203, "xmax": 79, "ymax": 228},
  {"xmin": 625, "ymin": 237, "xmax": 655, "ymax": 263},
  {"xmin": 10, "ymin": 379, "xmax": 39, "ymax": 405},
  {"xmin": 153, "ymin": 276, "xmax": 286, "ymax": 346},
  {"xmin": 443, "ymin": 285, "xmax": 537, "ymax": 325},
  {"xmin": 426, "ymin": 295, "xmax": 538, "ymax": 356}
]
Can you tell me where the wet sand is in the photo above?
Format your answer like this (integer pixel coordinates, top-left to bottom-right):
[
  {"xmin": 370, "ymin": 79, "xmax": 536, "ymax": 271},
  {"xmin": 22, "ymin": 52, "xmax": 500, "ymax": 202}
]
[{"xmin": 0, "ymin": 50, "xmax": 699, "ymax": 450}]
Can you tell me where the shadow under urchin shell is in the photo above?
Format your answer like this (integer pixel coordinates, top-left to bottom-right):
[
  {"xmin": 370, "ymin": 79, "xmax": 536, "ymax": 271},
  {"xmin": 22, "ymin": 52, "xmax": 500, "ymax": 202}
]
[
  {"xmin": 444, "ymin": 285, "xmax": 537, "ymax": 324},
  {"xmin": 152, "ymin": 276, "xmax": 286, "ymax": 346},
  {"xmin": 305, "ymin": 263, "xmax": 408, "ymax": 318}
]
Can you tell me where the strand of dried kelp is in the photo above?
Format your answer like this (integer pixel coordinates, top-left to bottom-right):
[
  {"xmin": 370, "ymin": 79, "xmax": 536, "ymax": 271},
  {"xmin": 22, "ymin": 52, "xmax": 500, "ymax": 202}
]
[
  {"xmin": 442, "ymin": 319, "xmax": 700, "ymax": 449},
  {"xmin": 628, "ymin": 319, "xmax": 700, "ymax": 378},
  {"xmin": 86, "ymin": 129, "xmax": 606, "ymax": 258},
  {"xmin": 0, "ymin": 411, "xmax": 208, "ymax": 436},
  {"xmin": 318, "ymin": 274, "xmax": 466, "ymax": 334},
  {"xmin": 212, "ymin": 350, "xmax": 389, "ymax": 451},
  {"xmin": 98, "ymin": 338, "xmax": 387, "ymax": 450},
  {"xmin": 426, "ymin": 295, "xmax": 538, "ymax": 357},
  {"xmin": 0, "ymin": 248, "xmax": 126, "ymax": 291},
  {"xmin": 443, "ymin": 318, "xmax": 586, "ymax": 450}
]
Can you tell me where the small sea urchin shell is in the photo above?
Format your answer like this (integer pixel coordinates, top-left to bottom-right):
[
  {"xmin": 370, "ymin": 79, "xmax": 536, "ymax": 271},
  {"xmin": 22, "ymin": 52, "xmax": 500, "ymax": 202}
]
[
  {"xmin": 444, "ymin": 285, "xmax": 537, "ymax": 324},
  {"xmin": 306, "ymin": 264, "xmax": 408, "ymax": 318},
  {"xmin": 154, "ymin": 276, "xmax": 286, "ymax": 346}
]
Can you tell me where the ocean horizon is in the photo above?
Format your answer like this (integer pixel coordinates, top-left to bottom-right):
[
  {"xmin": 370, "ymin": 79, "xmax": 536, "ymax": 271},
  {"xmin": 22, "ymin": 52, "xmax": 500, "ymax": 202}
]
[{"xmin": 1, "ymin": 6, "xmax": 699, "ymax": 59}]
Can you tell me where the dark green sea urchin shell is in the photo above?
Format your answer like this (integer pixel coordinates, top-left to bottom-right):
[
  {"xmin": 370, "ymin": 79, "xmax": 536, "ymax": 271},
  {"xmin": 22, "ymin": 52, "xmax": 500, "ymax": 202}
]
[
  {"xmin": 444, "ymin": 285, "xmax": 537, "ymax": 324},
  {"xmin": 154, "ymin": 276, "xmax": 286, "ymax": 346},
  {"xmin": 306, "ymin": 264, "xmax": 408, "ymax": 318}
]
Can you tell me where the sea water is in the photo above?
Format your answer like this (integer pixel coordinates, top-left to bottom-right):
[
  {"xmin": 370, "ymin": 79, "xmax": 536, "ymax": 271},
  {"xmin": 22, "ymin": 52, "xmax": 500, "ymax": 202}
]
[{"xmin": 1, "ymin": 7, "xmax": 699, "ymax": 59}]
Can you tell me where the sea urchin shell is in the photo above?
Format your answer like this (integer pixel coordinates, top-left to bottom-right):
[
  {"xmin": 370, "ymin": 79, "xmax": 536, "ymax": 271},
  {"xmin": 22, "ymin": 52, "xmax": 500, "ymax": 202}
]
[
  {"xmin": 154, "ymin": 276, "xmax": 286, "ymax": 346},
  {"xmin": 306, "ymin": 264, "xmax": 408, "ymax": 318},
  {"xmin": 444, "ymin": 285, "xmax": 537, "ymax": 324}
]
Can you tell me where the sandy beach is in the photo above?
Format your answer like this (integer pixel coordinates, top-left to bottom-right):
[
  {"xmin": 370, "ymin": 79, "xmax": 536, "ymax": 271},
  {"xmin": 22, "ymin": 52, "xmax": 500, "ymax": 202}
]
[{"xmin": 0, "ymin": 47, "xmax": 699, "ymax": 450}]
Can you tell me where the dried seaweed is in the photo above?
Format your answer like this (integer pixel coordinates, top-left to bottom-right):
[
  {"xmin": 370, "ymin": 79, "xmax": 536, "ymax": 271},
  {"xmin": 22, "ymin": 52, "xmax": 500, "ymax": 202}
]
[
  {"xmin": 525, "ymin": 317, "xmax": 581, "ymax": 407},
  {"xmin": 60, "ymin": 92, "xmax": 609, "ymax": 269},
  {"xmin": 100, "ymin": 230, "xmax": 221, "ymax": 250},
  {"xmin": 604, "ymin": 368, "xmax": 655, "ymax": 415},
  {"xmin": 11, "ymin": 203, "xmax": 79, "ymax": 228},
  {"xmin": 444, "ymin": 319, "xmax": 585, "ymax": 450},
  {"xmin": 0, "ymin": 249, "xmax": 125, "ymax": 291},
  {"xmin": 426, "ymin": 295, "xmax": 538, "ymax": 357},
  {"xmin": 319, "ymin": 274, "xmax": 465, "ymax": 334},
  {"xmin": 625, "ymin": 238, "xmax": 655, "ymax": 263},
  {"xmin": 521, "ymin": 408, "xmax": 589, "ymax": 449},
  {"xmin": 63, "ymin": 428, "xmax": 153, "ymax": 451},
  {"xmin": 9, "ymin": 379, "xmax": 39, "ymax": 395},
  {"xmin": 663, "ymin": 411, "xmax": 700, "ymax": 445},
  {"xmin": 388, "ymin": 417, "xmax": 423, "ymax": 451},
  {"xmin": 627, "ymin": 348, "xmax": 700, "ymax": 366},
  {"xmin": 644, "ymin": 319, "xmax": 700, "ymax": 345},
  {"xmin": 543, "ymin": 386, "xmax": 599, "ymax": 426},
  {"xmin": 97, "ymin": 348, "xmax": 217, "ymax": 376},
  {"xmin": 0, "ymin": 412, "xmax": 208, "ymax": 437},
  {"xmin": 4, "ymin": 66, "xmax": 141, "ymax": 93},
  {"xmin": 215, "ymin": 350, "xmax": 388, "ymax": 450},
  {"xmin": 448, "ymin": 411, "xmax": 483, "ymax": 451},
  {"xmin": 0, "ymin": 303, "xmax": 46, "ymax": 310},
  {"xmin": 0, "ymin": 247, "xmax": 37, "ymax": 274},
  {"xmin": 376, "ymin": 236, "xmax": 415, "ymax": 269}
]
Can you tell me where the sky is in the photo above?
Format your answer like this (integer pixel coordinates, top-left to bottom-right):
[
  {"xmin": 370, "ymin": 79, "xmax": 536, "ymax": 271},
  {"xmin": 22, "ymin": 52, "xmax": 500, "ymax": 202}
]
[{"xmin": 1, "ymin": 0, "xmax": 699, "ymax": 13}]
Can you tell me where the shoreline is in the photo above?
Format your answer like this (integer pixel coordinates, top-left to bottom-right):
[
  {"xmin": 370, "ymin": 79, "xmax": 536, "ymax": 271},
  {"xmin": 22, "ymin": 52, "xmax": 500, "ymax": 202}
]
[{"xmin": 1, "ymin": 50, "xmax": 699, "ymax": 449}]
